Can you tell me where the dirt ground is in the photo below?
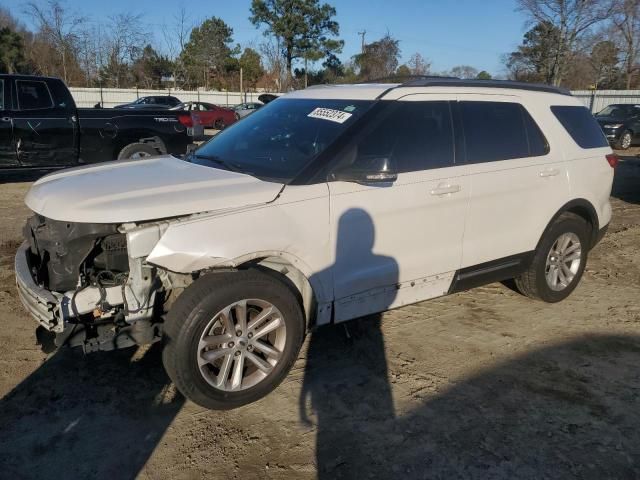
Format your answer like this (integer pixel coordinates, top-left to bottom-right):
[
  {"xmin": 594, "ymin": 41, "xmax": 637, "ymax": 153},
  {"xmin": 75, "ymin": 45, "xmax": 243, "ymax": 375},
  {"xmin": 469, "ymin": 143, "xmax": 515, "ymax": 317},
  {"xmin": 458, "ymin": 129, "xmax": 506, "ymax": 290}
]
[{"xmin": 1, "ymin": 149, "xmax": 640, "ymax": 480}]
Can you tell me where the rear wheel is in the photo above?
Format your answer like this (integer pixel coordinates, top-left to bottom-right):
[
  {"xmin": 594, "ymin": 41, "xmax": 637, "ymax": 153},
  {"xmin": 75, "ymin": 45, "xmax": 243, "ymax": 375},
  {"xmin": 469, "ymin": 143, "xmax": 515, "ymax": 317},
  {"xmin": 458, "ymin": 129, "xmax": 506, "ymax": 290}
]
[
  {"xmin": 514, "ymin": 212, "xmax": 590, "ymax": 303},
  {"xmin": 117, "ymin": 142, "xmax": 158, "ymax": 160},
  {"xmin": 214, "ymin": 118, "xmax": 226, "ymax": 130},
  {"xmin": 162, "ymin": 270, "xmax": 305, "ymax": 409}
]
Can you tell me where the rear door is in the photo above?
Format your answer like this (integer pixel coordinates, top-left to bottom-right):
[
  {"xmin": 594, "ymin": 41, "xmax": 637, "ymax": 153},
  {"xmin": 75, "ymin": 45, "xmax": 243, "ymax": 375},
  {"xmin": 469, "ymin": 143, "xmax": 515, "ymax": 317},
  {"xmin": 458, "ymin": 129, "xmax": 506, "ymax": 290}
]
[
  {"xmin": 12, "ymin": 79, "xmax": 79, "ymax": 167},
  {"xmin": 457, "ymin": 95, "xmax": 568, "ymax": 269},
  {"xmin": 0, "ymin": 78, "xmax": 18, "ymax": 167}
]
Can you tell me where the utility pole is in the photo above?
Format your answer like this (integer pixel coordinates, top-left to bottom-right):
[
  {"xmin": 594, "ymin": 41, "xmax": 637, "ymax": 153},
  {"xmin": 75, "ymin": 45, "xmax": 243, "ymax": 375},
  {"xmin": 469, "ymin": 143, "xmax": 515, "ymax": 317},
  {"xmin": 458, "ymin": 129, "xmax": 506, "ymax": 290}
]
[
  {"xmin": 358, "ymin": 30, "xmax": 366, "ymax": 53},
  {"xmin": 240, "ymin": 67, "xmax": 244, "ymax": 102}
]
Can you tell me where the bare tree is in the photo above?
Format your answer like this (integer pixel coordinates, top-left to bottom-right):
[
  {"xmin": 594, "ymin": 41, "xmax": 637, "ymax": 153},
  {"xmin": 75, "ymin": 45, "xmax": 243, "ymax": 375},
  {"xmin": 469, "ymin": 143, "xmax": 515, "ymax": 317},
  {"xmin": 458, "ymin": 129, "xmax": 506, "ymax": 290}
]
[
  {"xmin": 611, "ymin": 0, "xmax": 640, "ymax": 88},
  {"xmin": 162, "ymin": 6, "xmax": 193, "ymax": 87},
  {"xmin": 25, "ymin": 0, "xmax": 86, "ymax": 83},
  {"xmin": 407, "ymin": 52, "xmax": 431, "ymax": 75},
  {"xmin": 517, "ymin": 0, "xmax": 614, "ymax": 85},
  {"xmin": 260, "ymin": 38, "xmax": 286, "ymax": 91},
  {"xmin": 102, "ymin": 13, "xmax": 148, "ymax": 87}
]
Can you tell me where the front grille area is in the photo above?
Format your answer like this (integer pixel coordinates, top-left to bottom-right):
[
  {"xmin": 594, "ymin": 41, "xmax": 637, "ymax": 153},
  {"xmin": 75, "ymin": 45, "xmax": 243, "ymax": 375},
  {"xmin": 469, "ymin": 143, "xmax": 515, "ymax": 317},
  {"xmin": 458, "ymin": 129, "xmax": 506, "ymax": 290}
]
[{"xmin": 24, "ymin": 215, "xmax": 121, "ymax": 292}]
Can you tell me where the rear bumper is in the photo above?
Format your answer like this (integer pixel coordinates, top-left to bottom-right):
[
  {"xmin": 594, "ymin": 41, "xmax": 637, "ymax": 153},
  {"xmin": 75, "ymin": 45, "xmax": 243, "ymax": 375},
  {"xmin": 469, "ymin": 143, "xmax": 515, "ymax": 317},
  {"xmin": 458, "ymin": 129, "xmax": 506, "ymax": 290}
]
[{"xmin": 15, "ymin": 242, "xmax": 64, "ymax": 333}]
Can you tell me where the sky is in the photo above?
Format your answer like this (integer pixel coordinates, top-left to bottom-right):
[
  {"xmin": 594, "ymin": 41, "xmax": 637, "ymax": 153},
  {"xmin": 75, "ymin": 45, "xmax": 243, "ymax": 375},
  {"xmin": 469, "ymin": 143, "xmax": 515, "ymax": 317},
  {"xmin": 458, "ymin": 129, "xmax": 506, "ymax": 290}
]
[{"xmin": 3, "ymin": 0, "xmax": 532, "ymax": 76}]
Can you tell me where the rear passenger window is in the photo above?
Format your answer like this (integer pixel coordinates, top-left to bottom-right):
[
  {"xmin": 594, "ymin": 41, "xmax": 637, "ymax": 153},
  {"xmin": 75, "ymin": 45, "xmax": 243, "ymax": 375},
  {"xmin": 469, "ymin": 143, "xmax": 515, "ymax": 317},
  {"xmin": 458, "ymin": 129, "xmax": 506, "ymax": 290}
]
[
  {"xmin": 551, "ymin": 105, "xmax": 608, "ymax": 149},
  {"xmin": 16, "ymin": 80, "xmax": 54, "ymax": 110},
  {"xmin": 460, "ymin": 101, "xmax": 548, "ymax": 163},
  {"xmin": 347, "ymin": 101, "xmax": 455, "ymax": 173}
]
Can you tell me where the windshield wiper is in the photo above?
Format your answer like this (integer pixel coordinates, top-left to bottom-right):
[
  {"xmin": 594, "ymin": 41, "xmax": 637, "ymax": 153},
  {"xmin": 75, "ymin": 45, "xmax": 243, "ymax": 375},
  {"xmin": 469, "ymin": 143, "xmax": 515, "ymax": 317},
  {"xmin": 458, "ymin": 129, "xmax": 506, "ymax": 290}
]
[{"xmin": 191, "ymin": 154, "xmax": 254, "ymax": 176}]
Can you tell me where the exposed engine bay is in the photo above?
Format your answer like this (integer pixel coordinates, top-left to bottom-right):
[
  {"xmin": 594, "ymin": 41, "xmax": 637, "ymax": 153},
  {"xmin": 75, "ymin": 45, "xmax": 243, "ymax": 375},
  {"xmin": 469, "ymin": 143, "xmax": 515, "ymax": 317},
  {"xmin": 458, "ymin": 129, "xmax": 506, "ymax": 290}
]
[{"xmin": 22, "ymin": 215, "xmax": 174, "ymax": 353}]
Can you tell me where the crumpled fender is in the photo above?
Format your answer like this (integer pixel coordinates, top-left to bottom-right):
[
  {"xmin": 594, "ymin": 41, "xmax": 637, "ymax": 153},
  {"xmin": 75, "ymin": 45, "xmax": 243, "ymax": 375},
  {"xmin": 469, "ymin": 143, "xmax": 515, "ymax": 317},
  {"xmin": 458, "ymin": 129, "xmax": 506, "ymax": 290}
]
[{"xmin": 146, "ymin": 184, "xmax": 333, "ymax": 303}]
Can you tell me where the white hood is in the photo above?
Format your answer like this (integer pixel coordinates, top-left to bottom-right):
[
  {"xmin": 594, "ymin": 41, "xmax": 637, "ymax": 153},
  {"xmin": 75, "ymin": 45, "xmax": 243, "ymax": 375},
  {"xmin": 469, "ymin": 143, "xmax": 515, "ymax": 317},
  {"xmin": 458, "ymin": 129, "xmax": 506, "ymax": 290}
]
[{"xmin": 25, "ymin": 156, "xmax": 284, "ymax": 223}]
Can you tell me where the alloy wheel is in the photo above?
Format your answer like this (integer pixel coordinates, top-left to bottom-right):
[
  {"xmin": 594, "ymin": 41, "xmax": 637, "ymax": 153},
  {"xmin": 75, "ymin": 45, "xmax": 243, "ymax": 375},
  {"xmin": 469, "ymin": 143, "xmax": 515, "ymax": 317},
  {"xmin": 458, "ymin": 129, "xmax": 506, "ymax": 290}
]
[
  {"xmin": 196, "ymin": 299, "xmax": 286, "ymax": 391},
  {"xmin": 545, "ymin": 232, "xmax": 582, "ymax": 291}
]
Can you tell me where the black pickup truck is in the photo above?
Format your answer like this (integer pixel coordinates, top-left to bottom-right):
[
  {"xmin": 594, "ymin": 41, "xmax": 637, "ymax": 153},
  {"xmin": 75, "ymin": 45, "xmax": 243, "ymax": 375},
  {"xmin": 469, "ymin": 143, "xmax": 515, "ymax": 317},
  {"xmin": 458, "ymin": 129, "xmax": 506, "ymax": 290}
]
[{"xmin": 0, "ymin": 74, "xmax": 203, "ymax": 170}]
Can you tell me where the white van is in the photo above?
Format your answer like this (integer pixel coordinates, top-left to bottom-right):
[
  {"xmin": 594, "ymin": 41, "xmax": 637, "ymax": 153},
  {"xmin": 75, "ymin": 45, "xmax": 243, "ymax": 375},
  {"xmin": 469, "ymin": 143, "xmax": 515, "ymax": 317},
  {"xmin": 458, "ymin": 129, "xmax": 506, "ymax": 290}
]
[{"xmin": 16, "ymin": 78, "xmax": 615, "ymax": 409}]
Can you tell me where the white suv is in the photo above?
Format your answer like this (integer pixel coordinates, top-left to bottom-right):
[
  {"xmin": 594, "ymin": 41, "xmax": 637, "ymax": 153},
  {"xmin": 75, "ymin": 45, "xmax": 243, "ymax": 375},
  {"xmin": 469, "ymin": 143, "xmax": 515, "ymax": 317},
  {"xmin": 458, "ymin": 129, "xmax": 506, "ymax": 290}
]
[{"xmin": 16, "ymin": 79, "xmax": 615, "ymax": 409}]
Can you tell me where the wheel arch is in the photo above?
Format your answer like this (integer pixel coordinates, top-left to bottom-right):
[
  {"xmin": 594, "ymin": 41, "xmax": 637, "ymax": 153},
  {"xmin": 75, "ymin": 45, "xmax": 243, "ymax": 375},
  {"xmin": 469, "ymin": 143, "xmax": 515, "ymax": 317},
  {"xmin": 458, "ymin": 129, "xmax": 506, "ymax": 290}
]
[{"xmin": 538, "ymin": 199, "xmax": 600, "ymax": 251}]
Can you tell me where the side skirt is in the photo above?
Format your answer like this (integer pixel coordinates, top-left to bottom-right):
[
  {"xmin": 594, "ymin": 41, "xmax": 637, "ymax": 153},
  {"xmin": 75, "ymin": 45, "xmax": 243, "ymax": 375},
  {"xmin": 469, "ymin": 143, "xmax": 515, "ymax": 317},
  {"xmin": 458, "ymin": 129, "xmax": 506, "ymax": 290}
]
[{"xmin": 448, "ymin": 252, "xmax": 534, "ymax": 294}]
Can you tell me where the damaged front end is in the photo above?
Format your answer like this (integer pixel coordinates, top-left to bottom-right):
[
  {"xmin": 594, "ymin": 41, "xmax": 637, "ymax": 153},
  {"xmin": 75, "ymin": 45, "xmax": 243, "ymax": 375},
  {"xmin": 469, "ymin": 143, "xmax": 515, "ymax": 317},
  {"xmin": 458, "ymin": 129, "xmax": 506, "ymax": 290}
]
[{"xmin": 17, "ymin": 215, "xmax": 172, "ymax": 353}]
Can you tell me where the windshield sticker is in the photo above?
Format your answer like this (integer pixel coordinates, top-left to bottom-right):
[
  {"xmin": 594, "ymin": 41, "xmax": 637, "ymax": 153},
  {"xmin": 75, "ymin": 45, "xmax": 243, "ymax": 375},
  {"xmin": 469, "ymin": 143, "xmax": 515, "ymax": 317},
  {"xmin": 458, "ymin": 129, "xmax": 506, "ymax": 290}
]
[{"xmin": 308, "ymin": 108, "xmax": 353, "ymax": 124}]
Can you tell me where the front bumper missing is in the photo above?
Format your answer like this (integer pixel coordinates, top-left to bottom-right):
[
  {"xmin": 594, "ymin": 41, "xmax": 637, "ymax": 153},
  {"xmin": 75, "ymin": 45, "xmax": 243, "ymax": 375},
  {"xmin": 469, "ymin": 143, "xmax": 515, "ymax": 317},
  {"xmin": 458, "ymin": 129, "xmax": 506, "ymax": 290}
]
[{"xmin": 15, "ymin": 242, "xmax": 64, "ymax": 333}]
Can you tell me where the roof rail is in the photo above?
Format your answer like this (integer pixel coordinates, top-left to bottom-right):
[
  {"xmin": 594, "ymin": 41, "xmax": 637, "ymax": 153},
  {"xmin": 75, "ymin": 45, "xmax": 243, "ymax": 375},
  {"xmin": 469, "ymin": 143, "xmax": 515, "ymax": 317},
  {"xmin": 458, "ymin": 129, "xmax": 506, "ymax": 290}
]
[
  {"xmin": 359, "ymin": 74, "xmax": 459, "ymax": 84},
  {"xmin": 399, "ymin": 77, "xmax": 571, "ymax": 96}
]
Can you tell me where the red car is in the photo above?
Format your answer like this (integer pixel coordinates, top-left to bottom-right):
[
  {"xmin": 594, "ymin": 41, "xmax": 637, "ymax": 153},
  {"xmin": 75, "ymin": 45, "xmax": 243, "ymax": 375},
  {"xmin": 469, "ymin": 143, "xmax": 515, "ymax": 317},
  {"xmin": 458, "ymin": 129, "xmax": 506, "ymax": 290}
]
[{"xmin": 171, "ymin": 101, "xmax": 238, "ymax": 129}]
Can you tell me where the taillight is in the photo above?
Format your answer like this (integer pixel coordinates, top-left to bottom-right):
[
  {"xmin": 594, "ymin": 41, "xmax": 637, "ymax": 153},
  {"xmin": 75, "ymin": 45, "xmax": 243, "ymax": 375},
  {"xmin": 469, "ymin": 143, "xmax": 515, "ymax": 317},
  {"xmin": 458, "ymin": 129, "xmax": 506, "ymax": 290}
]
[
  {"xmin": 177, "ymin": 112, "xmax": 193, "ymax": 128},
  {"xmin": 606, "ymin": 153, "xmax": 619, "ymax": 168}
]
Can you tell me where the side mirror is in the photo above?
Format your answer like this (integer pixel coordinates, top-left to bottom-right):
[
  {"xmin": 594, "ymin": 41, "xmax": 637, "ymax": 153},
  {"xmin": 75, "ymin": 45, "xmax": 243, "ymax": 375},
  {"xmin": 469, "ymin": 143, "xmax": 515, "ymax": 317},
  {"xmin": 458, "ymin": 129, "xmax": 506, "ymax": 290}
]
[{"xmin": 333, "ymin": 156, "xmax": 398, "ymax": 185}]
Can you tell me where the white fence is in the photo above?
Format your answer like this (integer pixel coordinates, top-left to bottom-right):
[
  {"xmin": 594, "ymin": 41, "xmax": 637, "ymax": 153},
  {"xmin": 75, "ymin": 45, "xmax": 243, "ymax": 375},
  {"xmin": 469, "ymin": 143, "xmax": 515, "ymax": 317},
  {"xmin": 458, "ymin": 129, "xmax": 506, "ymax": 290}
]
[
  {"xmin": 572, "ymin": 90, "xmax": 640, "ymax": 113},
  {"xmin": 69, "ymin": 86, "xmax": 640, "ymax": 113},
  {"xmin": 69, "ymin": 87, "xmax": 270, "ymax": 108}
]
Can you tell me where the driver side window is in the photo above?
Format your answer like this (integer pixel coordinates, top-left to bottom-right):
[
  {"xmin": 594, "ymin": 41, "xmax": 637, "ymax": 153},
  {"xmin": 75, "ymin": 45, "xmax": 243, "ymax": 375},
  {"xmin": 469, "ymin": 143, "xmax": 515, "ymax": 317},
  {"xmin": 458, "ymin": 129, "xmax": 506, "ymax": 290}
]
[{"xmin": 336, "ymin": 101, "xmax": 455, "ymax": 175}]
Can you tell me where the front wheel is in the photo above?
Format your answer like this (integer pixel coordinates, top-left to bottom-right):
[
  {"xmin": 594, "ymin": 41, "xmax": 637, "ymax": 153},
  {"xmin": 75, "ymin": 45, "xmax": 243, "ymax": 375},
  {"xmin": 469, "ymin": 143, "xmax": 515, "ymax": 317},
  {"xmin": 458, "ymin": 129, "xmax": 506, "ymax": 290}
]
[
  {"xmin": 514, "ymin": 212, "xmax": 590, "ymax": 303},
  {"xmin": 162, "ymin": 270, "xmax": 305, "ymax": 409},
  {"xmin": 214, "ymin": 119, "xmax": 226, "ymax": 130},
  {"xmin": 616, "ymin": 130, "xmax": 633, "ymax": 150}
]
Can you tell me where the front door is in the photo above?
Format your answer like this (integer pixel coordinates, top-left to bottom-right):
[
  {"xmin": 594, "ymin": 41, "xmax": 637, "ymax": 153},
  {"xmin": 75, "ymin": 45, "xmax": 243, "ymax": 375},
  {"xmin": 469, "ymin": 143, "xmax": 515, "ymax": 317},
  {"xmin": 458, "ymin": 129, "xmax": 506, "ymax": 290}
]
[
  {"xmin": 0, "ymin": 78, "xmax": 18, "ymax": 168},
  {"xmin": 328, "ymin": 97, "xmax": 469, "ymax": 322},
  {"xmin": 12, "ymin": 79, "xmax": 78, "ymax": 167}
]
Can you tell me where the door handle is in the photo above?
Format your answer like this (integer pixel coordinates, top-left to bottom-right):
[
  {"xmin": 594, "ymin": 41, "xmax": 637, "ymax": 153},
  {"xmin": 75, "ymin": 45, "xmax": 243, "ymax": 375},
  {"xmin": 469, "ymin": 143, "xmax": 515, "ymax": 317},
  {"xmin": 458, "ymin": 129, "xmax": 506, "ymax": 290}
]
[
  {"xmin": 1, "ymin": 117, "xmax": 10, "ymax": 122},
  {"xmin": 539, "ymin": 168, "xmax": 560, "ymax": 177},
  {"xmin": 430, "ymin": 184, "xmax": 461, "ymax": 196}
]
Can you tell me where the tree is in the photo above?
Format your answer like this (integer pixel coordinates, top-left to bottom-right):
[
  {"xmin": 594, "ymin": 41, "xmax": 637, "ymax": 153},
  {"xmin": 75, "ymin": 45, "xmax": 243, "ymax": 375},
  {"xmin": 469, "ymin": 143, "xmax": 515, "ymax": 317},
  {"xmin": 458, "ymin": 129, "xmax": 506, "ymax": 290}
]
[
  {"xmin": 131, "ymin": 45, "xmax": 174, "ymax": 88},
  {"xmin": 0, "ymin": 27, "xmax": 25, "ymax": 73},
  {"xmin": 354, "ymin": 34, "xmax": 400, "ymax": 80},
  {"xmin": 516, "ymin": 0, "xmax": 614, "ymax": 85},
  {"xmin": 611, "ymin": 0, "xmax": 640, "ymax": 88},
  {"xmin": 395, "ymin": 64, "xmax": 411, "ymax": 77},
  {"xmin": 590, "ymin": 40, "xmax": 621, "ymax": 88},
  {"xmin": 162, "ymin": 6, "xmax": 193, "ymax": 88},
  {"xmin": 250, "ymin": 0, "xmax": 342, "ymax": 85},
  {"xmin": 181, "ymin": 17, "xmax": 236, "ymax": 89},
  {"xmin": 476, "ymin": 70, "xmax": 493, "ymax": 79},
  {"xmin": 504, "ymin": 21, "xmax": 563, "ymax": 83},
  {"xmin": 239, "ymin": 47, "xmax": 264, "ymax": 90},
  {"xmin": 449, "ymin": 65, "xmax": 479, "ymax": 79},
  {"xmin": 407, "ymin": 52, "xmax": 430, "ymax": 75},
  {"xmin": 25, "ymin": 1, "xmax": 86, "ymax": 83},
  {"xmin": 98, "ymin": 13, "xmax": 148, "ymax": 87}
]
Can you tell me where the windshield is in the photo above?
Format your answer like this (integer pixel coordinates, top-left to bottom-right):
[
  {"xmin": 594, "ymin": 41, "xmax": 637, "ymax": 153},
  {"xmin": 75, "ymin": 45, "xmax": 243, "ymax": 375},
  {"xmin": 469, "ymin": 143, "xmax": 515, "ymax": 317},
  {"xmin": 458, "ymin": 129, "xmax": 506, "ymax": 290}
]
[
  {"xmin": 188, "ymin": 98, "xmax": 374, "ymax": 182},
  {"xmin": 596, "ymin": 105, "xmax": 638, "ymax": 118}
]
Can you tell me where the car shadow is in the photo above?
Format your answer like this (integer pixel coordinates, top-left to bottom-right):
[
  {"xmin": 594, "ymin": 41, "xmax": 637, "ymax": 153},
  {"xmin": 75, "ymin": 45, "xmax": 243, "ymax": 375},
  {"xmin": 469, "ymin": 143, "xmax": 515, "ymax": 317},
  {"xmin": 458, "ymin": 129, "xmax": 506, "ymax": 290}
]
[
  {"xmin": 301, "ymin": 332, "xmax": 640, "ymax": 479},
  {"xmin": 612, "ymin": 154, "xmax": 640, "ymax": 204},
  {"xmin": 0, "ymin": 343, "xmax": 184, "ymax": 479}
]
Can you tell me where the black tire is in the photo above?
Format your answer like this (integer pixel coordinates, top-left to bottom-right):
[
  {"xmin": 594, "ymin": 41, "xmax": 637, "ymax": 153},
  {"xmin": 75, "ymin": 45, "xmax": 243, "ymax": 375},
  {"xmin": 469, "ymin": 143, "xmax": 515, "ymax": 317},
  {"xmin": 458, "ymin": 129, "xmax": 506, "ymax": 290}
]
[
  {"xmin": 117, "ymin": 142, "xmax": 159, "ymax": 160},
  {"xmin": 615, "ymin": 130, "xmax": 633, "ymax": 150},
  {"xmin": 514, "ymin": 212, "xmax": 591, "ymax": 303},
  {"xmin": 162, "ymin": 270, "xmax": 305, "ymax": 410},
  {"xmin": 214, "ymin": 118, "xmax": 226, "ymax": 130}
]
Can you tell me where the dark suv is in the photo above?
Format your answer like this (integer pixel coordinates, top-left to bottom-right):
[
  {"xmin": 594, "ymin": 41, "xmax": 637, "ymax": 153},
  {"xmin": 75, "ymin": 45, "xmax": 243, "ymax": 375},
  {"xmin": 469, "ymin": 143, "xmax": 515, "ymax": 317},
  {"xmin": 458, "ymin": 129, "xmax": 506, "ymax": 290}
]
[
  {"xmin": 115, "ymin": 95, "xmax": 182, "ymax": 109},
  {"xmin": 595, "ymin": 103, "xmax": 640, "ymax": 150}
]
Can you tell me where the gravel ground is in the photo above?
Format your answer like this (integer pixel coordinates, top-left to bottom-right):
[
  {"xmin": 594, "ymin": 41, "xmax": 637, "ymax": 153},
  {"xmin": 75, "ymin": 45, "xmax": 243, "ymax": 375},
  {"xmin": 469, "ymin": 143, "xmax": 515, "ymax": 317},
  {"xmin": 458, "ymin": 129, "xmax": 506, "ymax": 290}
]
[{"xmin": 0, "ymin": 148, "xmax": 639, "ymax": 480}]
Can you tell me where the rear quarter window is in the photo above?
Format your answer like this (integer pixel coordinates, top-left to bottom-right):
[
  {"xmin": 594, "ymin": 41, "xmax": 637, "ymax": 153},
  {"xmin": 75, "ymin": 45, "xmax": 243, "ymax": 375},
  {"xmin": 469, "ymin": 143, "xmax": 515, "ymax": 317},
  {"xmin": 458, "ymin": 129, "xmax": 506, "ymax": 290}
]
[{"xmin": 551, "ymin": 105, "xmax": 608, "ymax": 149}]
